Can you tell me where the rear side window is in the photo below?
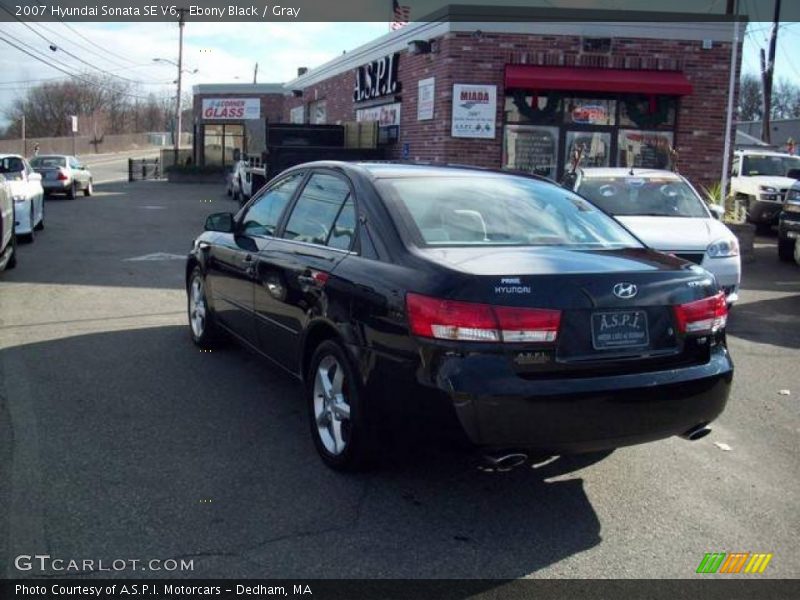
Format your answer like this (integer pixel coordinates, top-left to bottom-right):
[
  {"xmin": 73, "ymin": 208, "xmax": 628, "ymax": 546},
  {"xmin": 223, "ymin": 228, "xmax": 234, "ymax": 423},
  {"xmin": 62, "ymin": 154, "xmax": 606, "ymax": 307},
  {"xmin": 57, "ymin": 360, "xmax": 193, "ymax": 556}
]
[
  {"xmin": 283, "ymin": 173, "xmax": 351, "ymax": 246},
  {"xmin": 241, "ymin": 173, "xmax": 303, "ymax": 236}
]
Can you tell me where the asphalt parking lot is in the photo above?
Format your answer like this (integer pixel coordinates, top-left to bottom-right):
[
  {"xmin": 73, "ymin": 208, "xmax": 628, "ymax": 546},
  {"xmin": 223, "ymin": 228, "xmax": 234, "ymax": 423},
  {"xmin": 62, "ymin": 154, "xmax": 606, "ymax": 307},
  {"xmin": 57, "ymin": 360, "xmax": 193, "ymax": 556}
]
[{"xmin": 0, "ymin": 180, "xmax": 798, "ymax": 580}]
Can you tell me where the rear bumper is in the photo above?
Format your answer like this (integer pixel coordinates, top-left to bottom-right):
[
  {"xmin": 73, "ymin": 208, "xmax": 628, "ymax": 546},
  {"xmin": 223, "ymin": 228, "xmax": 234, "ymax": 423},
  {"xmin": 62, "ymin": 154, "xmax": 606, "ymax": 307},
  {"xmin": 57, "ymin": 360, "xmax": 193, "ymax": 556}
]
[
  {"xmin": 42, "ymin": 180, "xmax": 72, "ymax": 192},
  {"xmin": 431, "ymin": 345, "xmax": 733, "ymax": 452}
]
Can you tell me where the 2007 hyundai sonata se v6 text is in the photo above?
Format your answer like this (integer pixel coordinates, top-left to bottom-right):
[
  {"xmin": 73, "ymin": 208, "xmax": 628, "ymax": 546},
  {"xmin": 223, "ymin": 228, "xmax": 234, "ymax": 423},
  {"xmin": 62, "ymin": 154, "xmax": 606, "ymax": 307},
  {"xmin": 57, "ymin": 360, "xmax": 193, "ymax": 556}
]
[{"xmin": 186, "ymin": 162, "xmax": 733, "ymax": 470}]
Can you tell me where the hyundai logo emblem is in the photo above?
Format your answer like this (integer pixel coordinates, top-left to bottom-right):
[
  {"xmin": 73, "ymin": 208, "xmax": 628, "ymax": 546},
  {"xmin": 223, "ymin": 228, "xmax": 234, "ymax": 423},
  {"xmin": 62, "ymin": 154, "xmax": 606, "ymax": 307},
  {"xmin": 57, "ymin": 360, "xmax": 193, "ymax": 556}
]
[{"xmin": 613, "ymin": 282, "xmax": 638, "ymax": 299}]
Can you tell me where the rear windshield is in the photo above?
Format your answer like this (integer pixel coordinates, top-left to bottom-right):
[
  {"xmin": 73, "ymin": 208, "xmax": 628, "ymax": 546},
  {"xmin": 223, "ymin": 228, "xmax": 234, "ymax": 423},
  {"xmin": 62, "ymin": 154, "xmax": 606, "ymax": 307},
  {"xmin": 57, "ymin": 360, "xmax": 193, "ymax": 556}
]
[
  {"xmin": 378, "ymin": 175, "xmax": 642, "ymax": 249},
  {"xmin": 30, "ymin": 156, "xmax": 66, "ymax": 168},
  {"xmin": 577, "ymin": 176, "xmax": 709, "ymax": 218}
]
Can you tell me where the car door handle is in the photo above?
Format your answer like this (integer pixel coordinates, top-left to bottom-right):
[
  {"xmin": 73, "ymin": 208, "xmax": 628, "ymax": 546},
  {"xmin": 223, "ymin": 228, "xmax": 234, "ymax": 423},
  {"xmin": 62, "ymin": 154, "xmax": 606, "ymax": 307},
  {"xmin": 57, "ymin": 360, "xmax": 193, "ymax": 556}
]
[{"xmin": 244, "ymin": 254, "xmax": 253, "ymax": 262}]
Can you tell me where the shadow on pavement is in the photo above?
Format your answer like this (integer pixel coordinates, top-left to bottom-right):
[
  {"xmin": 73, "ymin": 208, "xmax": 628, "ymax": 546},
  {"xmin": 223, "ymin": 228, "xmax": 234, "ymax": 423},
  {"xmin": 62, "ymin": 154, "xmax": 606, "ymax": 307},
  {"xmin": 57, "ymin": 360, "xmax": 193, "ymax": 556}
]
[
  {"xmin": 1, "ymin": 325, "xmax": 603, "ymax": 579},
  {"xmin": 739, "ymin": 235, "xmax": 800, "ymax": 294},
  {"xmin": 4, "ymin": 181, "xmax": 235, "ymax": 290}
]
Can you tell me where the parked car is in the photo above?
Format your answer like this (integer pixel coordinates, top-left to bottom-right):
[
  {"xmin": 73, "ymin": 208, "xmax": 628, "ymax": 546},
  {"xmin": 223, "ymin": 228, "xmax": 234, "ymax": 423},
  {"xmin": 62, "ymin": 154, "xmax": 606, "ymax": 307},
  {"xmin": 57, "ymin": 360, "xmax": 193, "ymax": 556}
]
[
  {"xmin": 0, "ymin": 175, "xmax": 17, "ymax": 271},
  {"xmin": 226, "ymin": 156, "xmax": 252, "ymax": 204},
  {"xmin": 0, "ymin": 154, "xmax": 44, "ymax": 243},
  {"xmin": 731, "ymin": 150, "xmax": 800, "ymax": 232},
  {"xmin": 186, "ymin": 162, "xmax": 732, "ymax": 471},
  {"xmin": 29, "ymin": 154, "xmax": 93, "ymax": 198},
  {"xmin": 570, "ymin": 168, "xmax": 741, "ymax": 304},
  {"xmin": 778, "ymin": 183, "xmax": 800, "ymax": 263}
]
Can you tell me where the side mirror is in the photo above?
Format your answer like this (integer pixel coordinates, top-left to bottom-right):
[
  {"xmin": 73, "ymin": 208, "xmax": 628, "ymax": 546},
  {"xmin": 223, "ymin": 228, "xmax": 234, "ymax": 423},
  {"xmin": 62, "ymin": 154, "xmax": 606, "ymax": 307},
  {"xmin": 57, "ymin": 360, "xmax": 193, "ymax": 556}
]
[
  {"xmin": 204, "ymin": 212, "xmax": 234, "ymax": 232},
  {"xmin": 708, "ymin": 204, "xmax": 724, "ymax": 220}
]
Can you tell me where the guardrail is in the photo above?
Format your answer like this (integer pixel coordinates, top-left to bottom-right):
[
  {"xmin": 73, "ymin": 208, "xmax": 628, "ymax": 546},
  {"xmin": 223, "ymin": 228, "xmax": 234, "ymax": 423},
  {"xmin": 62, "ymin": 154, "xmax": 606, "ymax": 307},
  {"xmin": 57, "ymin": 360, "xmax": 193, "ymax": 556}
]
[{"xmin": 128, "ymin": 158, "xmax": 161, "ymax": 182}]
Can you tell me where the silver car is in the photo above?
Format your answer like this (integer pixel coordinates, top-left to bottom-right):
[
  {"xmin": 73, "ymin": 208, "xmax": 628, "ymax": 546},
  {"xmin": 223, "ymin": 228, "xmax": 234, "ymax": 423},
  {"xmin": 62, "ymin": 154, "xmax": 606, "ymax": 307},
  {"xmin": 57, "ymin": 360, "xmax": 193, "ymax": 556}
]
[{"xmin": 30, "ymin": 155, "xmax": 93, "ymax": 198}]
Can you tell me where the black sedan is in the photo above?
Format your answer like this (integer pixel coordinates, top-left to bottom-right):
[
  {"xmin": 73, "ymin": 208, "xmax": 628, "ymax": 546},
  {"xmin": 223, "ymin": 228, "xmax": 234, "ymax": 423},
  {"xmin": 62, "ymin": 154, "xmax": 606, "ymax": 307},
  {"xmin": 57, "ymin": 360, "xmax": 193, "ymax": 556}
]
[{"xmin": 186, "ymin": 162, "xmax": 733, "ymax": 471}]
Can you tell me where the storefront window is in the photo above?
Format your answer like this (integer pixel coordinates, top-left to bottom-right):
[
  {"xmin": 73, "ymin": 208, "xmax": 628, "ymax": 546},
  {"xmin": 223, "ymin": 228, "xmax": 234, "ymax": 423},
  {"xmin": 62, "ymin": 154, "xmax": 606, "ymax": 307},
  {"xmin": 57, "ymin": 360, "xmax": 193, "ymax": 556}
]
[
  {"xmin": 310, "ymin": 100, "xmax": 327, "ymax": 124},
  {"xmin": 204, "ymin": 124, "xmax": 223, "ymax": 166},
  {"xmin": 202, "ymin": 124, "xmax": 246, "ymax": 166},
  {"xmin": 504, "ymin": 93, "xmax": 563, "ymax": 125},
  {"xmin": 619, "ymin": 97, "xmax": 676, "ymax": 129},
  {"xmin": 617, "ymin": 130, "xmax": 675, "ymax": 170},
  {"xmin": 564, "ymin": 98, "xmax": 616, "ymax": 126},
  {"xmin": 503, "ymin": 125, "xmax": 559, "ymax": 179},
  {"xmin": 224, "ymin": 124, "xmax": 244, "ymax": 165},
  {"xmin": 565, "ymin": 131, "xmax": 611, "ymax": 168}
]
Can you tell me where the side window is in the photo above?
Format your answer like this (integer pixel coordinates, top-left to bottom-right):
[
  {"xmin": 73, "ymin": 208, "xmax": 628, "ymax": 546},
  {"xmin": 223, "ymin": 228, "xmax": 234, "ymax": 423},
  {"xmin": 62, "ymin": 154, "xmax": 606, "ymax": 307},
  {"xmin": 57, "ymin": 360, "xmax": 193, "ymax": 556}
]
[
  {"xmin": 283, "ymin": 173, "xmax": 351, "ymax": 246},
  {"xmin": 69, "ymin": 157, "xmax": 80, "ymax": 169},
  {"xmin": 241, "ymin": 173, "xmax": 303, "ymax": 236},
  {"xmin": 328, "ymin": 198, "xmax": 356, "ymax": 251}
]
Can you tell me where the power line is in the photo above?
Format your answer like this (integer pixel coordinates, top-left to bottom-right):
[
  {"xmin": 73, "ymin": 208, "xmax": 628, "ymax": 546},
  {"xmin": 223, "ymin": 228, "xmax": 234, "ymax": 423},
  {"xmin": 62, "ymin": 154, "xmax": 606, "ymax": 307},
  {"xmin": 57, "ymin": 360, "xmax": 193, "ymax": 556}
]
[
  {"xmin": 0, "ymin": 2, "xmax": 147, "ymax": 84},
  {"xmin": 0, "ymin": 33, "xmax": 161, "ymax": 101}
]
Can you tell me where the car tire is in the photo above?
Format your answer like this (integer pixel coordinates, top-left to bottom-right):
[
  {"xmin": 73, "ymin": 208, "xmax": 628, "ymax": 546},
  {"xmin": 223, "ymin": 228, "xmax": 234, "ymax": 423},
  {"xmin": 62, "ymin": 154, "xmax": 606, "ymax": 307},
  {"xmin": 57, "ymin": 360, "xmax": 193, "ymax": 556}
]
[
  {"xmin": 187, "ymin": 267, "xmax": 221, "ymax": 349},
  {"xmin": 67, "ymin": 182, "xmax": 77, "ymax": 199},
  {"xmin": 778, "ymin": 235, "xmax": 794, "ymax": 261},
  {"xmin": 6, "ymin": 232, "xmax": 17, "ymax": 270},
  {"xmin": 84, "ymin": 180, "xmax": 93, "ymax": 196},
  {"xmin": 307, "ymin": 339, "xmax": 374, "ymax": 471},
  {"xmin": 795, "ymin": 239, "xmax": 800, "ymax": 266}
]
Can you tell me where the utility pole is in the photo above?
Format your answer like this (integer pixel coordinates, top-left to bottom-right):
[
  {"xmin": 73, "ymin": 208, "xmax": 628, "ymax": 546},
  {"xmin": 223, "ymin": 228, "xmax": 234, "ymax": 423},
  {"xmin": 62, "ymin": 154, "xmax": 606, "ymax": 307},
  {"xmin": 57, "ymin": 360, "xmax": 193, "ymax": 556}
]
[
  {"xmin": 253, "ymin": 62, "xmax": 258, "ymax": 84},
  {"xmin": 760, "ymin": 0, "xmax": 781, "ymax": 144},
  {"xmin": 21, "ymin": 115, "xmax": 26, "ymax": 156},
  {"xmin": 174, "ymin": 7, "xmax": 188, "ymax": 166}
]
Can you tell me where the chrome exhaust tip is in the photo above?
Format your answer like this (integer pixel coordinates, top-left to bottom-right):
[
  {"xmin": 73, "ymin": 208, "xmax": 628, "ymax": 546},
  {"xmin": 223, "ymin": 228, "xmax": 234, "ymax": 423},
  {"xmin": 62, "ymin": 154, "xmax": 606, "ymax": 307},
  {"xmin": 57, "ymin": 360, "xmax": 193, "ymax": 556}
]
[
  {"xmin": 680, "ymin": 423, "xmax": 712, "ymax": 441},
  {"xmin": 479, "ymin": 451, "xmax": 529, "ymax": 472}
]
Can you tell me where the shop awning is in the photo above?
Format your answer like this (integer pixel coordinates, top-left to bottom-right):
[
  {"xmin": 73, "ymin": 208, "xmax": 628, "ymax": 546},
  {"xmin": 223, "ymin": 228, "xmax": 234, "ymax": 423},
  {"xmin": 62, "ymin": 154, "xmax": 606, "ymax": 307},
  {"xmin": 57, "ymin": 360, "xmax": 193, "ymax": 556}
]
[{"xmin": 504, "ymin": 65, "xmax": 694, "ymax": 96}]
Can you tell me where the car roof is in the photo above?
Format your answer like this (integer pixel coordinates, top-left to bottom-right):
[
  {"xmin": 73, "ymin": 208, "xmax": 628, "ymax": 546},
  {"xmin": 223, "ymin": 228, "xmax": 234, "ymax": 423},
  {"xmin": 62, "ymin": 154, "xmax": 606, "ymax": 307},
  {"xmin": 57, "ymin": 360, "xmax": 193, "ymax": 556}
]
[
  {"xmin": 736, "ymin": 149, "xmax": 796, "ymax": 157},
  {"xmin": 32, "ymin": 154, "xmax": 68, "ymax": 159},
  {"xmin": 579, "ymin": 167, "xmax": 684, "ymax": 181},
  {"xmin": 287, "ymin": 160, "xmax": 553, "ymax": 182},
  {"xmin": 0, "ymin": 154, "xmax": 24, "ymax": 160}
]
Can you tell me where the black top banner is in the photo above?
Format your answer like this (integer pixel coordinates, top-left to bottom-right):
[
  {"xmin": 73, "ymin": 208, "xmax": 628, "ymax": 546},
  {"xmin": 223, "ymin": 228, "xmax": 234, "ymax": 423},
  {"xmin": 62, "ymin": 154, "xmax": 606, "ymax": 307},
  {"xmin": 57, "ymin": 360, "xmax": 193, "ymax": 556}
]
[
  {"xmin": 0, "ymin": 1, "xmax": 776, "ymax": 23},
  {"xmin": 3, "ymin": 579, "xmax": 800, "ymax": 600}
]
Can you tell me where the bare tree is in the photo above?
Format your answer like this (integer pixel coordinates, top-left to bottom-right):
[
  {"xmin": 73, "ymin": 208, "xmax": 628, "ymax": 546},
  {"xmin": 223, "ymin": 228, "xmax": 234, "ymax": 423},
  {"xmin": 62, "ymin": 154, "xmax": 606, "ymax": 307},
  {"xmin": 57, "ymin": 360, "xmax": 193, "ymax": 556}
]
[{"xmin": 738, "ymin": 73, "xmax": 763, "ymax": 122}]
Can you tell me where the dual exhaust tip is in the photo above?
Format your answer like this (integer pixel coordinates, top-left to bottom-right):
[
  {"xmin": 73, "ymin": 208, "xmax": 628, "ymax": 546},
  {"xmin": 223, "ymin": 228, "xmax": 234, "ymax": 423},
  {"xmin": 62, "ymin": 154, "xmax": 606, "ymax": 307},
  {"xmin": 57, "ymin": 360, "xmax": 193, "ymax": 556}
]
[
  {"xmin": 680, "ymin": 423, "xmax": 712, "ymax": 441},
  {"xmin": 481, "ymin": 424, "xmax": 712, "ymax": 472}
]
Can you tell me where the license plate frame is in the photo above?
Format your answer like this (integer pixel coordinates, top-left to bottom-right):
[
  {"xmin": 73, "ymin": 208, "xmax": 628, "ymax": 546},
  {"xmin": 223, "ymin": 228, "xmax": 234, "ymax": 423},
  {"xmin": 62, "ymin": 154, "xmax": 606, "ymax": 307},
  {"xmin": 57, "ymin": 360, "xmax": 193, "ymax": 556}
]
[{"xmin": 591, "ymin": 310, "xmax": 649, "ymax": 351}]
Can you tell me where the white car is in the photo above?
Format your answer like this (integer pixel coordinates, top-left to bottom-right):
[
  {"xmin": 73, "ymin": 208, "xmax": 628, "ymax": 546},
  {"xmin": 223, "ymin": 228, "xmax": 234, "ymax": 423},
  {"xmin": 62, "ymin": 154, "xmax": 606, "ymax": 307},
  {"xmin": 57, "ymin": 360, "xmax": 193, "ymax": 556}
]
[
  {"xmin": 0, "ymin": 154, "xmax": 44, "ymax": 243},
  {"xmin": 731, "ymin": 150, "xmax": 800, "ymax": 231},
  {"xmin": 573, "ymin": 168, "xmax": 741, "ymax": 304}
]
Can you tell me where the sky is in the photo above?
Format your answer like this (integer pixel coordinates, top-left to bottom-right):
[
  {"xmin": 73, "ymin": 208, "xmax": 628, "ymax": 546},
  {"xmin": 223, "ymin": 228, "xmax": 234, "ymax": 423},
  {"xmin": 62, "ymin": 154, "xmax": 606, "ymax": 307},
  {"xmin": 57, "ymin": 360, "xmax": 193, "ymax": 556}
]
[{"xmin": 0, "ymin": 16, "xmax": 799, "ymax": 129}]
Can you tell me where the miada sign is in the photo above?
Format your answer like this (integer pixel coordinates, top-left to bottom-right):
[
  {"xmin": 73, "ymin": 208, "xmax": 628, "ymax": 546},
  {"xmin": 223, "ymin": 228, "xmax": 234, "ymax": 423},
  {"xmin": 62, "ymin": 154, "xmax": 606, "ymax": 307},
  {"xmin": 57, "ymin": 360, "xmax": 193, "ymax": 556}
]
[{"xmin": 202, "ymin": 98, "xmax": 261, "ymax": 120}]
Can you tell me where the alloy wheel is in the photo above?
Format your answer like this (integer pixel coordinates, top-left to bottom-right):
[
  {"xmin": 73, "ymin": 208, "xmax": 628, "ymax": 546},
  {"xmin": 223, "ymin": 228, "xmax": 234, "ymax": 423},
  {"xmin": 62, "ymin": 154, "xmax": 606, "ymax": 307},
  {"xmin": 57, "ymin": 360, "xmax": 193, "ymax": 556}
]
[
  {"xmin": 313, "ymin": 355, "xmax": 352, "ymax": 455},
  {"xmin": 189, "ymin": 276, "xmax": 207, "ymax": 338}
]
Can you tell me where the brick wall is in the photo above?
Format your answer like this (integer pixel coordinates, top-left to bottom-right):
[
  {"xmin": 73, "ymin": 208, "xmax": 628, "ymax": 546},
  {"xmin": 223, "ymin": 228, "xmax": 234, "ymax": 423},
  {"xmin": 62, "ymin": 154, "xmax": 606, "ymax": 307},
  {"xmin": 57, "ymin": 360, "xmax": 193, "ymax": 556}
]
[{"xmin": 285, "ymin": 31, "xmax": 741, "ymax": 189}]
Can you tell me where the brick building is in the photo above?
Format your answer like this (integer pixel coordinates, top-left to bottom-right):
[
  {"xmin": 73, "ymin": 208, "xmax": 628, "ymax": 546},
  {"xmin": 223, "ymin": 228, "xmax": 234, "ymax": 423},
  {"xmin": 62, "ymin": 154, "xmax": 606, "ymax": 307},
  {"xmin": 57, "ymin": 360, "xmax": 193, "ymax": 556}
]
[
  {"xmin": 282, "ymin": 7, "xmax": 742, "ymax": 188},
  {"xmin": 192, "ymin": 83, "xmax": 285, "ymax": 166}
]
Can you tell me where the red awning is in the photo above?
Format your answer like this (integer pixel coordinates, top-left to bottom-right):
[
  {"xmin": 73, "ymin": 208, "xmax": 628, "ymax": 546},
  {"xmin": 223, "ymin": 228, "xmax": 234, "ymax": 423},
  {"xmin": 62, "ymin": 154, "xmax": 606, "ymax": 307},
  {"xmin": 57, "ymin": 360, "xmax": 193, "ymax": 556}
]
[{"xmin": 505, "ymin": 65, "xmax": 693, "ymax": 96}]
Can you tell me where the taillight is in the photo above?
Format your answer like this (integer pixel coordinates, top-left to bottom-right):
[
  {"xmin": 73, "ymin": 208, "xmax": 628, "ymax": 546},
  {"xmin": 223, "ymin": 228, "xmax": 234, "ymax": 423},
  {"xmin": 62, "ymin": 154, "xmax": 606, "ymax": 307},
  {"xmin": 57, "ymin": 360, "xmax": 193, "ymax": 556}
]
[
  {"xmin": 673, "ymin": 292, "xmax": 727, "ymax": 334},
  {"xmin": 57, "ymin": 169, "xmax": 68, "ymax": 180},
  {"xmin": 406, "ymin": 293, "xmax": 561, "ymax": 343}
]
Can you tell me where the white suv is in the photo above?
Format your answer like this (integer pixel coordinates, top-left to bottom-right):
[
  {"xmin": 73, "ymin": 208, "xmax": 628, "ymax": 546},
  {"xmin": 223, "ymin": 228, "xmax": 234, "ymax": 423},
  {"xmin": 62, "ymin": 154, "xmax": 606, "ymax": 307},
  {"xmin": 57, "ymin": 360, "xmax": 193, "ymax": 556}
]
[{"xmin": 731, "ymin": 150, "xmax": 800, "ymax": 231}]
